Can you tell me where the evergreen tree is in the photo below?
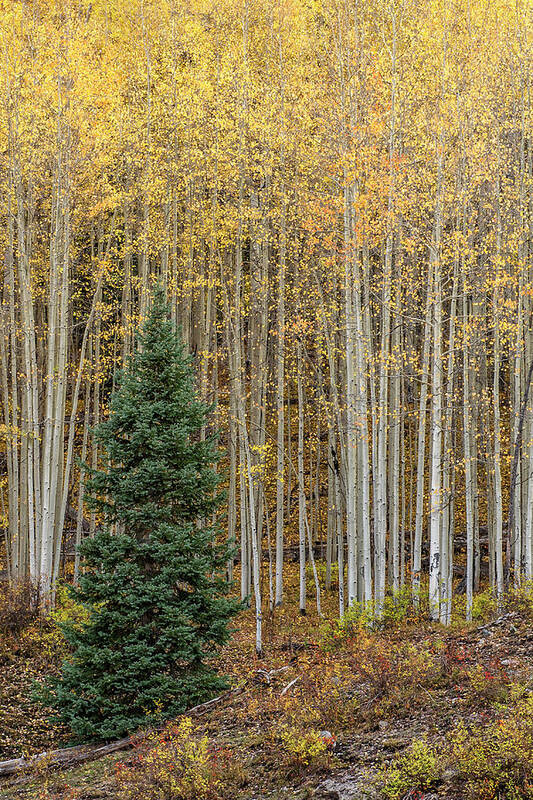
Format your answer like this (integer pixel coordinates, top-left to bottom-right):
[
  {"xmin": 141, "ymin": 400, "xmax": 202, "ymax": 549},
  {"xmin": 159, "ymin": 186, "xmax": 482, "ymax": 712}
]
[{"xmin": 41, "ymin": 287, "xmax": 240, "ymax": 741}]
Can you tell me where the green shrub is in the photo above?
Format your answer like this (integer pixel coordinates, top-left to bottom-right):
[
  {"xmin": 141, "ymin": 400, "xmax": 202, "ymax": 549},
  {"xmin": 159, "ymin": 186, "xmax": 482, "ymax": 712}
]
[
  {"xmin": 306, "ymin": 561, "xmax": 339, "ymax": 588},
  {"xmin": 276, "ymin": 723, "xmax": 333, "ymax": 774},
  {"xmin": 50, "ymin": 583, "xmax": 90, "ymax": 630},
  {"xmin": 448, "ymin": 703, "xmax": 533, "ymax": 799},
  {"xmin": 321, "ymin": 585, "xmax": 424, "ymax": 647},
  {"xmin": 505, "ymin": 581, "xmax": 533, "ymax": 621},
  {"xmin": 452, "ymin": 588, "xmax": 497, "ymax": 625},
  {"xmin": 381, "ymin": 698, "xmax": 533, "ymax": 800},
  {"xmin": 381, "ymin": 739, "xmax": 439, "ymax": 799}
]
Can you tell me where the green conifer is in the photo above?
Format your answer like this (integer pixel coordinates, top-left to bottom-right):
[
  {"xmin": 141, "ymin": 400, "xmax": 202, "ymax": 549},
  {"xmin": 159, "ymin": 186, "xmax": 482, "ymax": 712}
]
[{"xmin": 42, "ymin": 287, "xmax": 239, "ymax": 741}]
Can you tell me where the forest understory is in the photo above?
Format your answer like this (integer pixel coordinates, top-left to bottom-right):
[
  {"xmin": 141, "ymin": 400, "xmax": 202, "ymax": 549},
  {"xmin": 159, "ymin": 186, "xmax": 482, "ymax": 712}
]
[{"xmin": 2, "ymin": 565, "xmax": 533, "ymax": 800}]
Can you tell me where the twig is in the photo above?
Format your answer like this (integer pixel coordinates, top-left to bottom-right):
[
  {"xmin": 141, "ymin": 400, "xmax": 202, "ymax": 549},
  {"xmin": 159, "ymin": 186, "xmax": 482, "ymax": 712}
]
[{"xmin": 280, "ymin": 676, "xmax": 301, "ymax": 696}]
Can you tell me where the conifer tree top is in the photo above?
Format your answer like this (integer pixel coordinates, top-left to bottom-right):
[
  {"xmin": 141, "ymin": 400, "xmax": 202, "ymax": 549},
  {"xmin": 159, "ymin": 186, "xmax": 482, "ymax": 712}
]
[{"xmin": 86, "ymin": 285, "xmax": 220, "ymax": 536}]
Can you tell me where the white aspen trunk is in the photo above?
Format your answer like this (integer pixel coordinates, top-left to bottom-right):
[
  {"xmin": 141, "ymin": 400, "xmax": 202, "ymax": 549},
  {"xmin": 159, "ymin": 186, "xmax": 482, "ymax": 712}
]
[
  {"xmin": 248, "ymin": 204, "xmax": 269, "ymax": 573},
  {"xmin": 221, "ymin": 254, "xmax": 249, "ymax": 603},
  {"xmin": 12, "ymin": 143, "xmax": 41, "ymax": 583},
  {"xmin": 440, "ymin": 234, "xmax": 458, "ymax": 625},
  {"xmin": 412, "ymin": 285, "xmax": 432, "ymax": 604},
  {"xmin": 510, "ymin": 271, "xmax": 524, "ymax": 584},
  {"xmin": 19, "ymin": 391, "xmax": 29, "ymax": 578},
  {"xmin": 2, "ymin": 166, "xmax": 20, "ymax": 581},
  {"xmin": 274, "ymin": 200, "xmax": 286, "ymax": 606},
  {"xmin": 374, "ymin": 6, "xmax": 398, "ymax": 615},
  {"xmin": 389, "ymin": 317, "xmax": 401, "ymax": 595},
  {"xmin": 306, "ymin": 490, "xmax": 322, "ymax": 617},
  {"xmin": 326, "ymin": 424, "xmax": 335, "ymax": 590},
  {"xmin": 40, "ymin": 93, "xmax": 65, "ymax": 606},
  {"xmin": 375, "ymin": 258, "xmax": 391, "ymax": 616},
  {"xmin": 447, "ymin": 472, "xmax": 455, "ymax": 619},
  {"xmin": 525, "ymin": 386, "xmax": 533, "ymax": 579},
  {"xmin": 493, "ymin": 178, "xmax": 504, "ymax": 600},
  {"xmin": 314, "ymin": 275, "xmax": 347, "ymax": 473},
  {"xmin": 235, "ymin": 0, "xmax": 251, "ymax": 603},
  {"xmin": 334, "ymin": 5, "xmax": 357, "ymax": 608},
  {"xmin": 273, "ymin": 22, "xmax": 288, "ymax": 607},
  {"xmin": 74, "ymin": 372, "xmax": 91, "ymax": 585},
  {"xmin": 512, "ymin": 340, "xmax": 523, "ymax": 583},
  {"xmin": 463, "ymin": 286, "xmax": 474, "ymax": 621},
  {"xmin": 49, "ymin": 152, "xmax": 71, "ymax": 599},
  {"xmin": 0, "ymin": 323, "xmax": 16, "ymax": 579},
  {"xmin": 241, "ymin": 414, "xmax": 262, "ymax": 656},
  {"xmin": 428, "ymin": 188, "xmax": 444, "ymax": 622},
  {"xmin": 428, "ymin": 19, "xmax": 452, "ymax": 621},
  {"xmin": 335, "ymin": 448, "xmax": 345, "ymax": 617},
  {"xmin": 121, "ymin": 185, "xmax": 133, "ymax": 364},
  {"xmin": 227, "ymin": 366, "xmax": 238, "ymax": 583},
  {"xmin": 511, "ymin": 70, "xmax": 528, "ymax": 584},
  {"xmin": 525, "ymin": 67, "xmax": 533, "ymax": 579},
  {"xmin": 297, "ymin": 342, "xmax": 307, "ymax": 614},
  {"xmin": 89, "ymin": 271, "xmax": 102, "ymax": 541},
  {"xmin": 344, "ymin": 185, "xmax": 358, "ymax": 608},
  {"xmin": 314, "ymin": 416, "xmax": 321, "ymax": 557},
  {"xmin": 360, "ymin": 244, "xmax": 375, "ymax": 606},
  {"xmin": 264, "ymin": 490, "xmax": 274, "ymax": 612},
  {"xmin": 400, "ymin": 376, "xmax": 406, "ymax": 589}
]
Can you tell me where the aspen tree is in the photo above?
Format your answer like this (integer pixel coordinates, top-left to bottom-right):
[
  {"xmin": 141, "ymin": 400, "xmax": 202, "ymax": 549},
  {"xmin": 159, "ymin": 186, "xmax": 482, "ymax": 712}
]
[
  {"xmin": 428, "ymin": 12, "xmax": 447, "ymax": 621},
  {"xmin": 297, "ymin": 340, "xmax": 307, "ymax": 614},
  {"xmin": 374, "ymin": 0, "xmax": 400, "ymax": 614}
]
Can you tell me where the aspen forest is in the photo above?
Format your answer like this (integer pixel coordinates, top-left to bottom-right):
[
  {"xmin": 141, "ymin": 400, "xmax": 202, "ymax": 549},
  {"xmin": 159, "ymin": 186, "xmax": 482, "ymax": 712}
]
[{"xmin": 2, "ymin": 0, "xmax": 533, "ymax": 798}]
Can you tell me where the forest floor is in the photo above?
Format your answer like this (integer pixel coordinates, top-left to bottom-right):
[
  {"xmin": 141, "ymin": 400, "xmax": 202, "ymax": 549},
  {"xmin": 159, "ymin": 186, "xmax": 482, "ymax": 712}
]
[{"xmin": 1, "ymin": 570, "xmax": 533, "ymax": 800}]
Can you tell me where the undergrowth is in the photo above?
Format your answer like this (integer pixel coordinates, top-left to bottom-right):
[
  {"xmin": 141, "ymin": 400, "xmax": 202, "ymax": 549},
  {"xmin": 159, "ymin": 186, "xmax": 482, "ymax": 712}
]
[
  {"xmin": 113, "ymin": 717, "xmax": 247, "ymax": 800},
  {"xmin": 2, "ymin": 567, "xmax": 533, "ymax": 800},
  {"xmin": 381, "ymin": 697, "xmax": 533, "ymax": 800}
]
